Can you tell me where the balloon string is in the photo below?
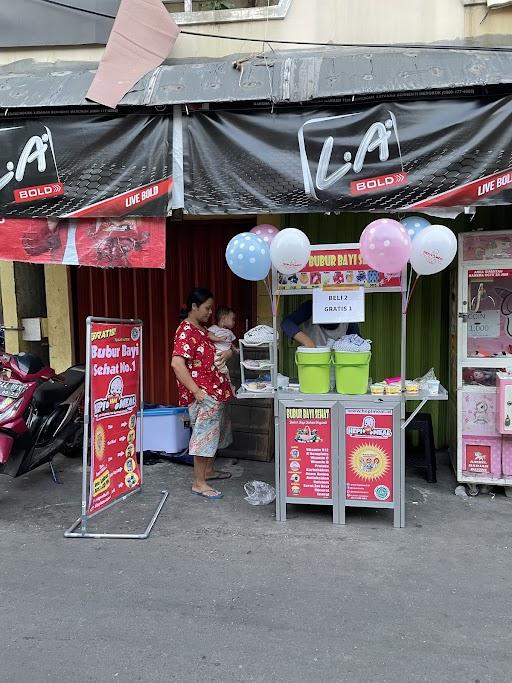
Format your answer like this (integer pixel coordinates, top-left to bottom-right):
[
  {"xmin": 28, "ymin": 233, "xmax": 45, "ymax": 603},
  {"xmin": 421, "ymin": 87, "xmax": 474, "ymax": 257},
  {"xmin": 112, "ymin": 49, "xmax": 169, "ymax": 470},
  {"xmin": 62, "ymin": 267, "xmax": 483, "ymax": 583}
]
[
  {"xmin": 405, "ymin": 275, "xmax": 420, "ymax": 313},
  {"xmin": 264, "ymin": 276, "xmax": 274, "ymax": 316},
  {"xmin": 406, "ymin": 265, "xmax": 413, "ymax": 301}
]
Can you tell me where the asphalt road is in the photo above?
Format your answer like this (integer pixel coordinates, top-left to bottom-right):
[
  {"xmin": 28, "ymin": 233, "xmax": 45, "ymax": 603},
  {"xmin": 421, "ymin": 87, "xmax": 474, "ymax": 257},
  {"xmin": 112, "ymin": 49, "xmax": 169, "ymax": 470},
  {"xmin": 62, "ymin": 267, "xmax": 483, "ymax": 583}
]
[{"xmin": 0, "ymin": 452, "xmax": 510, "ymax": 683}]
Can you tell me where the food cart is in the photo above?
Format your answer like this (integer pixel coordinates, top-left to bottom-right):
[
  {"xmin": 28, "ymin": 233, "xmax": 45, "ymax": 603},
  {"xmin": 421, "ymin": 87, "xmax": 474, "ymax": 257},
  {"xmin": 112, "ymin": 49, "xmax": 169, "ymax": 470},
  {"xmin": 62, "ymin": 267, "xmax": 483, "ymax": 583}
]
[{"xmin": 238, "ymin": 241, "xmax": 448, "ymax": 528}]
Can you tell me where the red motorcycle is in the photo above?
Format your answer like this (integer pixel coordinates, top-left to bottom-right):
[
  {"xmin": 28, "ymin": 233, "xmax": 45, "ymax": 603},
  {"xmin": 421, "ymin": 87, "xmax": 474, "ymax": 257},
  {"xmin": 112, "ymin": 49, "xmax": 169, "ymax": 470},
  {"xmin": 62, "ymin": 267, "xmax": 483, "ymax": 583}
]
[{"xmin": 0, "ymin": 352, "xmax": 84, "ymax": 481}]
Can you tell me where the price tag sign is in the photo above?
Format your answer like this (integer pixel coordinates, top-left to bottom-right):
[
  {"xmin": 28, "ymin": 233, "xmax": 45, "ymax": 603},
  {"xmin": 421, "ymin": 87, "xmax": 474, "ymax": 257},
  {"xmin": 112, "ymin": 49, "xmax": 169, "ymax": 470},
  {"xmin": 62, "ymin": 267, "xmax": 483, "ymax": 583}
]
[
  {"xmin": 312, "ymin": 287, "xmax": 365, "ymax": 324},
  {"xmin": 467, "ymin": 310, "xmax": 500, "ymax": 338}
]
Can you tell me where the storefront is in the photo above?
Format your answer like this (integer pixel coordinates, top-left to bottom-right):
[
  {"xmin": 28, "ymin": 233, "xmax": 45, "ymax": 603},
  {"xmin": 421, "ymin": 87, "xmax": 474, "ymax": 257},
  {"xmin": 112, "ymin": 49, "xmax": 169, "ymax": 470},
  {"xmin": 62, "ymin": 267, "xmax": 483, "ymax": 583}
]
[
  {"xmin": 1, "ymin": 61, "xmax": 512, "ymax": 523},
  {"xmin": 180, "ymin": 95, "xmax": 512, "ymax": 524}
]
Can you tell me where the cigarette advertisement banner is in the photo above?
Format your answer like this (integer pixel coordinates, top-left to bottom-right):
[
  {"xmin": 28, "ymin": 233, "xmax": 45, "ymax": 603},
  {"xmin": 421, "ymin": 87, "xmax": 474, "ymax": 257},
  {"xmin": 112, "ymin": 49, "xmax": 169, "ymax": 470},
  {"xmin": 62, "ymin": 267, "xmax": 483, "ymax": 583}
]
[
  {"xmin": 0, "ymin": 217, "xmax": 165, "ymax": 268},
  {"xmin": 285, "ymin": 406, "xmax": 332, "ymax": 500},
  {"xmin": 88, "ymin": 321, "xmax": 142, "ymax": 516},
  {"xmin": 345, "ymin": 408, "xmax": 394, "ymax": 503},
  {"xmin": 0, "ymin": 115, "xmax": 172, "ymax": 217},
  {"xmin": 184, "ymin": 97, "xmax": 512, "ymax": 214},
  {"xmin": 278, "ymin": 245, "xmax": 401, "ymax": 290}
]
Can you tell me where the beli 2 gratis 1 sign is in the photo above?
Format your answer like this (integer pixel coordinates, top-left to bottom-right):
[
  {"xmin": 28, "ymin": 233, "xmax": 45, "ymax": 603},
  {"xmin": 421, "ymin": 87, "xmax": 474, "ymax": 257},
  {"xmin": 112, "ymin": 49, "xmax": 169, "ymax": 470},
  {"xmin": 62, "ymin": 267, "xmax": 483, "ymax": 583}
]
[{"xmin": 88, "ymin": 322, "xmax": 142, "ymax": 515}]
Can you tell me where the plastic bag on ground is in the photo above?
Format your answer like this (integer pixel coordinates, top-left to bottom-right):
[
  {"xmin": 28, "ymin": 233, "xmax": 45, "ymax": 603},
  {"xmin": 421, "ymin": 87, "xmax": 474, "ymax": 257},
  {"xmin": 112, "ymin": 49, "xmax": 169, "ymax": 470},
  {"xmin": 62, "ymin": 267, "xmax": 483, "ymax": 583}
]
[{"xmin": 244, "ymin": 480, "xmax": 276, "ymax": 506}]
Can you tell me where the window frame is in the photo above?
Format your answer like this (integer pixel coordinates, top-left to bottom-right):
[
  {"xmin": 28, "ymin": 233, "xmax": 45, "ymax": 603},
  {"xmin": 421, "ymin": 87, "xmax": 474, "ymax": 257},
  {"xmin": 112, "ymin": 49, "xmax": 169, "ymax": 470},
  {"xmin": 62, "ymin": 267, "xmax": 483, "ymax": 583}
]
[{"xmin": 163, "ymin": 0, "xmax": 292, "ymax": 25}]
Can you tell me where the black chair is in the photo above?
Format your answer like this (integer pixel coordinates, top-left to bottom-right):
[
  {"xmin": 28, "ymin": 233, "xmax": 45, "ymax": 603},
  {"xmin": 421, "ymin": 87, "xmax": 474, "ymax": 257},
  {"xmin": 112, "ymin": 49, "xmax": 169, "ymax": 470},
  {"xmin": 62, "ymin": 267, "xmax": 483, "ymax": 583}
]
[{"xmin": 405, "ymin": 412, "xmax": 437, "ymax": 483}]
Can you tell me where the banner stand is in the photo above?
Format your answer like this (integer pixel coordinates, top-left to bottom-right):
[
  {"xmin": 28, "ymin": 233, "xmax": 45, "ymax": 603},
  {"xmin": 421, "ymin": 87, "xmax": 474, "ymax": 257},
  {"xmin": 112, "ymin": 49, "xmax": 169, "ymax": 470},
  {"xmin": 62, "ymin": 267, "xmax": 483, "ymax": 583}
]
[{"xmin": 65, "ymin": 316, "xmax": 168, "ymax": 540}]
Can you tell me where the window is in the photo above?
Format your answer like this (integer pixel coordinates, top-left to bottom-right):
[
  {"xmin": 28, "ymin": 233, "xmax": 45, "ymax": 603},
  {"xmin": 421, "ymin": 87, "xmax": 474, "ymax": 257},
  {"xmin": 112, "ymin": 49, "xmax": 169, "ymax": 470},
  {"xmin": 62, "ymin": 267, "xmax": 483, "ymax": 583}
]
[{"xmin": 163, "ymin": 0, "xmax": 291, "ymax": 24}]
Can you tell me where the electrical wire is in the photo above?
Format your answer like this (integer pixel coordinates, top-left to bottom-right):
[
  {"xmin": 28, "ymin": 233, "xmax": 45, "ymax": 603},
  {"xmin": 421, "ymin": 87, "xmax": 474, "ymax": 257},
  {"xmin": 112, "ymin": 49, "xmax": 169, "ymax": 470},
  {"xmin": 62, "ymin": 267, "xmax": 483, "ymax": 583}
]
[
  {"xmin": 37, "ymin": 0, "xmax": 512, "ymax": 52},
  {"xmin": 39, "ymin": 0, "xmax": 117, "ymax": 19}
]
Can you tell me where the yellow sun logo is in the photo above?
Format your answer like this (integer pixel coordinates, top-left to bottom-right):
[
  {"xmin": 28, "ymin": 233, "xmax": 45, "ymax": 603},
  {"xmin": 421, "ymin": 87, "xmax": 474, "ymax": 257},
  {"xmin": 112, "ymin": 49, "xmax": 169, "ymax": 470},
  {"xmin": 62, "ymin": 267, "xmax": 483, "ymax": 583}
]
[{"xmin": 349, "ymin": 444, "xmax": 389, "ymax": 481}]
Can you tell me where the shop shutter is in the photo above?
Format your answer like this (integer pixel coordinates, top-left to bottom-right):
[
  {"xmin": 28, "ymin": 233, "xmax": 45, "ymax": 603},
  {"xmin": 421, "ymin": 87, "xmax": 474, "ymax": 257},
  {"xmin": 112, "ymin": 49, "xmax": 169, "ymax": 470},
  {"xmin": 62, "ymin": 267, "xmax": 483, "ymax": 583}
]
[{"xmin": 72, "ymin": 218, "xmax": 256, "ymax": 405}]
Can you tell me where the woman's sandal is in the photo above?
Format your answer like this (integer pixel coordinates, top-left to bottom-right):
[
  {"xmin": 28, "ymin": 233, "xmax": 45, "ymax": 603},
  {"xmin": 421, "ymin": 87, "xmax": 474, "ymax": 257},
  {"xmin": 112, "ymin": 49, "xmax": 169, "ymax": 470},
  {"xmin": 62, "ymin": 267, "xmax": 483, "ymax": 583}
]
[
  {"xmin": 206, "ymin": 471, "xmax": 232, "ymax": 481},
  {"xmin": 192, "ymin": 488, "xmax": 224, "ymax": 500}
]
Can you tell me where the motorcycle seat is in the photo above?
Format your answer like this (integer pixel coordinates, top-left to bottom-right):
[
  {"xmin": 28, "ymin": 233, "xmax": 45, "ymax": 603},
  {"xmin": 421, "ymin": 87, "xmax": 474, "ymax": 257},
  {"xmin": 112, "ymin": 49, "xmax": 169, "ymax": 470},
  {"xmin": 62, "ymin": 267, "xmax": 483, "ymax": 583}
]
[{"xmin": 33, "ymin": 365, "xmax": 85, "ymax": 413}]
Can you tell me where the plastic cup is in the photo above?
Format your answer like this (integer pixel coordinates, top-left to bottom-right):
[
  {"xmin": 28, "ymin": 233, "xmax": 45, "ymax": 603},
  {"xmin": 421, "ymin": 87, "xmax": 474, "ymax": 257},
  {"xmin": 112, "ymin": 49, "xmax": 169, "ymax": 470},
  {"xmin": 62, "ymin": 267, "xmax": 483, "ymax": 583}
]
[{"xmin": 427, "ymin": 379, "xmax": 440, "ymax": 395}]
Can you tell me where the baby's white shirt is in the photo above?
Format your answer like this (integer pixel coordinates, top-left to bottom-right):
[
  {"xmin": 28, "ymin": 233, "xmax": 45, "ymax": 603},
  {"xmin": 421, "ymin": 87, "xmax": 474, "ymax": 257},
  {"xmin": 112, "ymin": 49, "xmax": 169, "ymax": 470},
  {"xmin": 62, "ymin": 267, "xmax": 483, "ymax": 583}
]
[{"xmin": 208, "ymin": 325, "xmax": 236, "ymax": 353}]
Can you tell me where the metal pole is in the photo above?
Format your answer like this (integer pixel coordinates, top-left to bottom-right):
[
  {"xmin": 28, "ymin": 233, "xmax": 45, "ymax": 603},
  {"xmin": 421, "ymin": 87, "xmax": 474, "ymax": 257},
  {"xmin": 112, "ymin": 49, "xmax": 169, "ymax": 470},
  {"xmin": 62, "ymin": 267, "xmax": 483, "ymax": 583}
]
[
  {"xmin": 272, "ymin": 266, "xmax": 284, "ymax": 521},
  {"xmin": 139, "ymin": 323, "xmax": 144, "ymax": 492},
  {"xmin": 80, "ymin": 317, "xmax": 93, "ymax": 534},
  {"xmin": 397, "ymin": 267, "xmax": 408, "ymax": 528}
]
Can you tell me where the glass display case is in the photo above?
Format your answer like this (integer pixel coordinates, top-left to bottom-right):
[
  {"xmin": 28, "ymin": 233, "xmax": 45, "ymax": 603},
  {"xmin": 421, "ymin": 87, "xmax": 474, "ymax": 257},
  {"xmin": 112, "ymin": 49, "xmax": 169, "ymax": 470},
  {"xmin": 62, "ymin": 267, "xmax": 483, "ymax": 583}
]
[{"xmin": 453, "ymin": 231, "xmax": 512, "ymax": 491}]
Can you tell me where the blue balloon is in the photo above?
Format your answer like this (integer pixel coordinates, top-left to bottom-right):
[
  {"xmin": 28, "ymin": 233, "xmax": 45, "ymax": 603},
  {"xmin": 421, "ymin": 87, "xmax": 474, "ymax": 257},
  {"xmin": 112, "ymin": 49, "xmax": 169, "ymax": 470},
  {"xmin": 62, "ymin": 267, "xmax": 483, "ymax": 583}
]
[
  {"xmin": 401, "ymin": 216, "xmax": 431, "ymax": 241},
  {"xmin": 225, "ymin": 232, "xmax": 271, "ymax": 281}
]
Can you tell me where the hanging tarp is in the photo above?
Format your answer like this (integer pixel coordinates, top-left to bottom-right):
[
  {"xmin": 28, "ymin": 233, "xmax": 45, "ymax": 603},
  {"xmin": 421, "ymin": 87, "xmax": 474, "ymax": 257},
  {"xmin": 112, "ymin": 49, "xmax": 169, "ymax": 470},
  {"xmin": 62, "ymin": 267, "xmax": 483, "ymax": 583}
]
[
  {"xmin": 0, "ymin": 217, "xmax": 166, "ymax": 269},
  {"xmin": 184, "ymin": 98, "xmax": 512, "ymax": 214},
  {"xmin": 0, "ymin": 115, "xmax": 172, "ymax": 217}
]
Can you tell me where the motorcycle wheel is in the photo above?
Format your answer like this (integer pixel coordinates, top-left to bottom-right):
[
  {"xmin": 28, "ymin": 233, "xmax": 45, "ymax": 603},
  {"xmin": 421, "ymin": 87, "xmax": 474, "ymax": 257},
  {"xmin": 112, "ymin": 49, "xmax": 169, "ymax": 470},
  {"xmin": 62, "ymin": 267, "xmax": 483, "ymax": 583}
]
[{"xmin": 61, "ymin": 422, "xmax": 84, "ymax": 458}]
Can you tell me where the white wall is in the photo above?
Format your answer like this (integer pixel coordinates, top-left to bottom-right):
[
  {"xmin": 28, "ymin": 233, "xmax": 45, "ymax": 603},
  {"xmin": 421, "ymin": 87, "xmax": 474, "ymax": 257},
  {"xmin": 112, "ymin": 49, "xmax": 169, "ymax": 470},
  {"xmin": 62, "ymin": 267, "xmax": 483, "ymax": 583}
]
[{"xmin": 0, "ymin": 0, "xmax": 466, "ymax": 66}]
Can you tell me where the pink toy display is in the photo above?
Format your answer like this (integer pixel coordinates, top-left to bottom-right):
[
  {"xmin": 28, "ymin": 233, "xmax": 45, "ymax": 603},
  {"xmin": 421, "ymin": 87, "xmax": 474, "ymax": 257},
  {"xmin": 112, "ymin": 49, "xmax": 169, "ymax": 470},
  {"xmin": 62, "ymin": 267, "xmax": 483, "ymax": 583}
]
[
  {"xmin": 496, "ymin": 372, "xmax": 512, "ymax": 435},
  {"xmin": 463, "ymin": 233, "xmax": 512, "ymax": 262},
  {"xmin": 466, "ymin": 269, "xmax": 512, "ymax": 358},
  {"xmin": 501, "ymin": 437, "xmax": 512, "ymax": 476},
  {"xmin": 462, "ymin": 436, "xmax": 502, "ymax": 479},
  {"xmin": 462, "ymin": 390, "xmax": 499, "ymax": 438}
]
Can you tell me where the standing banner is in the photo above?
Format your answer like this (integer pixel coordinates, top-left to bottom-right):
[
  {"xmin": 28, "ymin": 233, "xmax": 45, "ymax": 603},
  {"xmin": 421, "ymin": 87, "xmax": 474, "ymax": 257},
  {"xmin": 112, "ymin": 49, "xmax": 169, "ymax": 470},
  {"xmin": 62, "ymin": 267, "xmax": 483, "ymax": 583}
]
[
  {"xmin": 0, "ymin": 217, "xmax": 166, "ymax": 269},
  {"xmin": 184, "ymin": 97, "xmax": 512, "ymax": 214},
  {"xmin": 0, "ymin": 115, "xmax": 172, "ymax": 217},
  {"xmin": 65, "ymin": 317, "xmax": 168, "ymax": 540},
  {"xmin": 88, "ymin": 320, "xmax": 143, "ymax": 516},
  {"xmin": 345, "ymin": 408, "xmax": 394, "ymax": 503}
]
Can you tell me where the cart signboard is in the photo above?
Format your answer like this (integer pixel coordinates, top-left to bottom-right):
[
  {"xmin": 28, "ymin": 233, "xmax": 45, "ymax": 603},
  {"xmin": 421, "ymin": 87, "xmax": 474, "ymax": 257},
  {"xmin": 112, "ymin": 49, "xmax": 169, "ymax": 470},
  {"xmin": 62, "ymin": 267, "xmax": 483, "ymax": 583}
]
[
  {"xmin": 285, "ymin": 406, "xmax": 332, "ymax": 500},
  {"xmin": 278, "ymin": 244, "xmax": 402, "ymax": 290},
  {"xmin": 345, "ymin": 408, "xmax": 394, "ymax": 503},
  {"xmin": 88, "ymin": 321, "xmax": 142, "ymax": 515}
]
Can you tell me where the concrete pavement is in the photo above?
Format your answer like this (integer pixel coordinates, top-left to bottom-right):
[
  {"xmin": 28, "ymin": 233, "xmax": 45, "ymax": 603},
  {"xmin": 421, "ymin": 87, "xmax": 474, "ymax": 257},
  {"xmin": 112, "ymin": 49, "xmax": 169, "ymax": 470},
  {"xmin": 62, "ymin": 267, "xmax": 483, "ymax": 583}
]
[{"xmin": 0, "ymin": 452, "xmax": 510, "ymax": 682}]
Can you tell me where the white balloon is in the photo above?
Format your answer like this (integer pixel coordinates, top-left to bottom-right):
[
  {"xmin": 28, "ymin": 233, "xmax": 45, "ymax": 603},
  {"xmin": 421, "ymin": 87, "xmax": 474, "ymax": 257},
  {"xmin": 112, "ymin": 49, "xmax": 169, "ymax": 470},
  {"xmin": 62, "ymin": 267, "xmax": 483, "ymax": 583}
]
[
  {"xmin": 269, "ymin": 228, "xmax": 311, "ymax": 275},
  {"xmin": 410, "ymin": 225, "xmax": 457, "ymax": 275}
]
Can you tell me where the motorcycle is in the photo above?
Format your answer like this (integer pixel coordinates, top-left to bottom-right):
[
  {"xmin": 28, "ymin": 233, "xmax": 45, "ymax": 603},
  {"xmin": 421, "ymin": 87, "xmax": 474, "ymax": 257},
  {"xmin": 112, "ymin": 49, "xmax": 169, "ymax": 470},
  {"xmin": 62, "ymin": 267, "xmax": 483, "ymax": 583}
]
[{"xmin": 0, "ymin": 351, "xmax": 85, "ymax": 481}]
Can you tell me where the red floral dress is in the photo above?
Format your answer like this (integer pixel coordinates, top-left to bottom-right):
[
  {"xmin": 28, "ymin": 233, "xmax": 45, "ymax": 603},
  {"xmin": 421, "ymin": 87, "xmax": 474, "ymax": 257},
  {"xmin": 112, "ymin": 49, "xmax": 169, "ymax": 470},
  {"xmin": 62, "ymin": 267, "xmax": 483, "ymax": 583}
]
[{"xmin": 173, "ymin": 320, "xmax": 234, "ymax": 407}]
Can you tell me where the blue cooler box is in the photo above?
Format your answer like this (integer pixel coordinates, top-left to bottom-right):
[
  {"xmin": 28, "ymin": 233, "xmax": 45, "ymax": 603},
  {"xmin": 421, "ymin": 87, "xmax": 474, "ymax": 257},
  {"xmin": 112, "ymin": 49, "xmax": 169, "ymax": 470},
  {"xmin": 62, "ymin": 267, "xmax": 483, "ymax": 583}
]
[{"xmin": 136, "ymin": 406, "xmax": 190, "ymax": 454}]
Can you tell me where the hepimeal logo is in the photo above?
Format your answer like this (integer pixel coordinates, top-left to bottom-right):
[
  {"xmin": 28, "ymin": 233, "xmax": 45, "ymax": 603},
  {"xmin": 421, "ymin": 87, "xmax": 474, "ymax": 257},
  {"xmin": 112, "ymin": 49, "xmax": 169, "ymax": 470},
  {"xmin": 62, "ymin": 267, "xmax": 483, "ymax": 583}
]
[
  {"xmin": 346, "ymin": 415, "xmax": 392, "ymax": 439},
  {"xmin": 94, "ymin": 375, "xmax": 136, "ymax": 420}
]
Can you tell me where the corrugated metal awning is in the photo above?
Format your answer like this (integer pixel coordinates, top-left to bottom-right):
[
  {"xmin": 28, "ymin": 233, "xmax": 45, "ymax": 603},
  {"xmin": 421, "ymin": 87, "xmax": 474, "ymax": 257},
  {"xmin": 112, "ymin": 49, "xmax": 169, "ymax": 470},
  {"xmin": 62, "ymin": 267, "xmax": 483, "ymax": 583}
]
[{"xmin": 2, "ymin": 44, "xmax": 512, "ymax": 111}]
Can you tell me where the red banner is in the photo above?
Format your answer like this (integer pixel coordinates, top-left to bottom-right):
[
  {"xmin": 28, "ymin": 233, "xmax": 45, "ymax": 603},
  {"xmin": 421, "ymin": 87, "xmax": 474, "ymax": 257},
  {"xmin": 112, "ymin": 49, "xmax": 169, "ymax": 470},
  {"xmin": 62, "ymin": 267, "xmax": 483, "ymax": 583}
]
[
  {"xmin": 463, "ymin": 444, "xmax": 491, "ymax": 474},
  {"xmin": 88, "ymin": 321, "xmax": 142, "ymax": 516},
  {"xmin": 279, "ymin": 245, "xmax": 401, "ymax": 290},
  {"xmin": 0, "ymin": 217, "xmax": 166, "ymax": 269},
  {"xmin": 285, "ymin": 406, "xmax": 332, "ymax": 500},
  {"xmin": 345, "ymin": 408, "xmax": 394, "ymax": 503}
]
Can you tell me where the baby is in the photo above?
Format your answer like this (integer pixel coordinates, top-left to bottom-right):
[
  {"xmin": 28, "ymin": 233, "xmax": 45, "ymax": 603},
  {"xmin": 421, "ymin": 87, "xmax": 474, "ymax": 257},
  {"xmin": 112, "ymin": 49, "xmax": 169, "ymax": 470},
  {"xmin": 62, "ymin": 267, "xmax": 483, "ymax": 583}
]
[{"xmin": 208, "ymin": 306, "xmax": 238, "ymax": 384}]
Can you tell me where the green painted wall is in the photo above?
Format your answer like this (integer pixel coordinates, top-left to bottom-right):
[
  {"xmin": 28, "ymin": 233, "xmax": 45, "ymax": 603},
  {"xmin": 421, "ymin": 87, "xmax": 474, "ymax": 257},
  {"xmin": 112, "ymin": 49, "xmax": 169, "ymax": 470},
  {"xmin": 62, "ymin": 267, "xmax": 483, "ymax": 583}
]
[{"xmin": 279, "ymin": 210, "xmax": 512, "ymax": 448}]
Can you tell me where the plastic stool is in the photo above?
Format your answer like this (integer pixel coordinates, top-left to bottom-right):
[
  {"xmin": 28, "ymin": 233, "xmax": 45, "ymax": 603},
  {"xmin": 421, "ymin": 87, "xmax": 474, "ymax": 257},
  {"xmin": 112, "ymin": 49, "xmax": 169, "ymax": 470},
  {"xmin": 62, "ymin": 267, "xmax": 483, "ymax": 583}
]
[{"xmin": 405, "ymin": 412, "xmax": 437, "ymax": 483}]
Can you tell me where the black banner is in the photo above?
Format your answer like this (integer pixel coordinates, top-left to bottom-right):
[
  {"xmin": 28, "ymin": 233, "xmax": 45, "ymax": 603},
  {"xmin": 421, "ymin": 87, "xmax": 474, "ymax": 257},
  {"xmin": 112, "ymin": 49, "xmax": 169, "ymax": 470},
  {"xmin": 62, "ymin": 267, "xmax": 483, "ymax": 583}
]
[
  {"xmin": 184, "ymin": 98, "xmax": 512, "ymax": 214},
  {"xmin": 0, "ymin": 115, "xmax": 171, "ymax": 217}
]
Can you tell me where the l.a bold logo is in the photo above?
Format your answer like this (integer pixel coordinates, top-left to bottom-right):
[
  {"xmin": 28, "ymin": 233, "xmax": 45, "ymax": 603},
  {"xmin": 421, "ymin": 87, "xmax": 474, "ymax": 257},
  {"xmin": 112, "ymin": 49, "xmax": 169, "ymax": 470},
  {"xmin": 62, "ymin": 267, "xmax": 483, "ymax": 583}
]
[
  {"xmin": 0, "ymin": 123, "xmax": 64, "ymax": 204},
  {"xmin": 298, "ymin": 110, "xmax": 406, "ymax": 200}
]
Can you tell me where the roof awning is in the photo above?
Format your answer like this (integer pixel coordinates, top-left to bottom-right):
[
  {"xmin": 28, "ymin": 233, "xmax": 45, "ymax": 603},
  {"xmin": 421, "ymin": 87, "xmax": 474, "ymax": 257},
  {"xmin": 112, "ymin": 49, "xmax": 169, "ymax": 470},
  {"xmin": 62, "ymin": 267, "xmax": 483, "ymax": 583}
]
[{"xmin": 2, "ymin": 44, "xmax": 512, "ymax": 111}]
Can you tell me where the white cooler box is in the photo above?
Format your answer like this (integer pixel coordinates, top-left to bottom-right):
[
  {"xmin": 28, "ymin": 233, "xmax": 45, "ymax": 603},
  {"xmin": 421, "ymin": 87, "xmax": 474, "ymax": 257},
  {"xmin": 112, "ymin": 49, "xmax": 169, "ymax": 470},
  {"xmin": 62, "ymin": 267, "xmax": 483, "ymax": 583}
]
[{"xmin": 136, "ymin": 406, "xmax": 190, "ymax": 454}]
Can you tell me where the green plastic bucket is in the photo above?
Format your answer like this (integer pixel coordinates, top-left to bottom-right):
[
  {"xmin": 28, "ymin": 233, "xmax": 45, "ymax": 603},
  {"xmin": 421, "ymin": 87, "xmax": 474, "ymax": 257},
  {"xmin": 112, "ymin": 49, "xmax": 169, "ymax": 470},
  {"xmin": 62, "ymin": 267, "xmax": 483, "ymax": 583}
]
[
  {"xmin": 333, "ymin": 351, "xmax": 371, "ymax": 395},
  {"xmin": 295, "ymin": 347, "xmax": 332, "ymax": 394}
]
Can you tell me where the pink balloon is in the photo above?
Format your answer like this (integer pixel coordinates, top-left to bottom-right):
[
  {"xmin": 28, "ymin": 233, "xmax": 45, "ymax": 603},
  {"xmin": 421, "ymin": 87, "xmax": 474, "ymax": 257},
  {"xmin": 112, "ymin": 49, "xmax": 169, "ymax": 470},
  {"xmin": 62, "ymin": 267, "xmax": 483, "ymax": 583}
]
[
  {"xmin": 360, "ymin": 218, "xmax": 412, "ymax": 274},
  {"xmin": 251, "ymin": 224, "xmax": 279, "ymax": 246}
]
